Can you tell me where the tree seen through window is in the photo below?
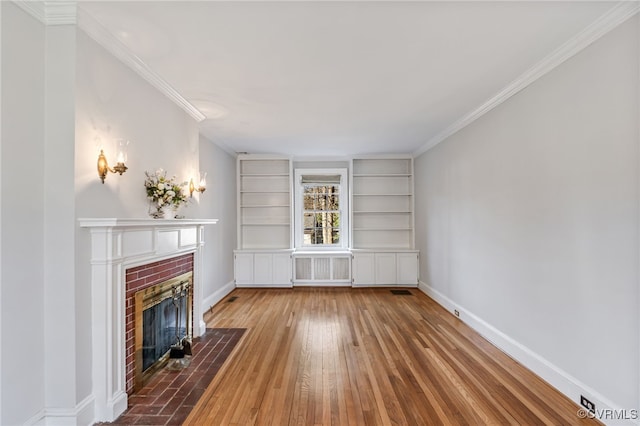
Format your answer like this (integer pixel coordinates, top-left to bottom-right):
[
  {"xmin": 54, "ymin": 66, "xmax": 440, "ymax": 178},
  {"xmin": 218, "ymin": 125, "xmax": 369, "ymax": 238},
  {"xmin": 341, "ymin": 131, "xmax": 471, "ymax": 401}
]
[{"xmin": 303, "ymin": 184, "xmax": 340, "ymax": 245}]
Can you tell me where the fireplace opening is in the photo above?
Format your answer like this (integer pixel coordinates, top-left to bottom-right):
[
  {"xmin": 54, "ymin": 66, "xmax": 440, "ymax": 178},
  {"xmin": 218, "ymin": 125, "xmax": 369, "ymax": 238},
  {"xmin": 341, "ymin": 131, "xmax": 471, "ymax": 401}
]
[{"xmin": 134, "ymin": 272, "xmax": 193, "ymax": 391}]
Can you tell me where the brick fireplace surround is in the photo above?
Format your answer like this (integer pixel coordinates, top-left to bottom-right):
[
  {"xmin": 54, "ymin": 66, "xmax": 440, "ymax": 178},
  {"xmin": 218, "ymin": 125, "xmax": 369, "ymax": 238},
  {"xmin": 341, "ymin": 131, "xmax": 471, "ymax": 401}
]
[
  {"xmin": 80, "ymin": 218, "xmax": 218, "ymax": 423},
  {"xmin": 125, "ymin": 253, "xmax": 194, "ymax": 394}
]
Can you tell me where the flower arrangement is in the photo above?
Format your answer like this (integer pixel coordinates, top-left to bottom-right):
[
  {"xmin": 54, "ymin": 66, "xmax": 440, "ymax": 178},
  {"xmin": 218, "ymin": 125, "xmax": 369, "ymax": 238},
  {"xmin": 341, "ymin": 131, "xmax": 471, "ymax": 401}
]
[{"xmin": 144, "ymin": 169, "xmax": 188, "ymax": 217}]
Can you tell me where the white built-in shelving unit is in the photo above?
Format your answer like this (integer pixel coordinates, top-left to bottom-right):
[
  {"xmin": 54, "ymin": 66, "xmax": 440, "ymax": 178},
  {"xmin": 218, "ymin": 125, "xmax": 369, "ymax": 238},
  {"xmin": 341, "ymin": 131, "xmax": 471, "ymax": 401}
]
[
  {"xmin": 235, "ymin": 154, "xmax": 294, "ymax": 287},
  {"xmin": 351, "ymin": 157, "xmax": 415, "ymax": 249},
  {"xmin": 238, "ymin": 155, "xmax": 292, "ymax": 249},
  {"xmin": 350, "ymin": 157, "xmax": 419, "ymax": 286},
  {"xmin": 233, "ymin": 154, "xmax": 418, "ymax": 287}
]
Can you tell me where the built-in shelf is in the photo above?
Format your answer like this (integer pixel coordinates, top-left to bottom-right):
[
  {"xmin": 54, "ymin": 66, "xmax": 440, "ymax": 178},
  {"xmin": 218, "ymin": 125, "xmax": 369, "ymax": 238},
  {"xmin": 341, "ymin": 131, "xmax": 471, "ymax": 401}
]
[
  {"xmin": 237, "ymin": 155, "xmax": 293, "ymax": 253},
  {"xmin": 234, "ymin": 154, "xmax": 292, "ymax": 287},
  {"xmin": 351, "ymin": 158, "xmax": 415, "ymax": 250},
  {"xmin": 234, "ymin": 154, "xmax": 419, "ymax": 288}
]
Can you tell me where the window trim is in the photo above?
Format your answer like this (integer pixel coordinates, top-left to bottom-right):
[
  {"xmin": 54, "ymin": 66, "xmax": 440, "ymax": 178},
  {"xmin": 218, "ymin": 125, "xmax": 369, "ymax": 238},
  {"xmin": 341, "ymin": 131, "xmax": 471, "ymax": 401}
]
[{"xmin": 294, "ymin": 168, "xmax": 349, "ymax": 250}]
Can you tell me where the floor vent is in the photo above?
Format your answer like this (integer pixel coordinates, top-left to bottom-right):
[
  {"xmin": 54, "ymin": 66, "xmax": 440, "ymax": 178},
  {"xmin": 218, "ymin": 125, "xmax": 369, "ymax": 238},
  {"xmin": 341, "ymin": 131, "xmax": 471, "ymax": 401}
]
[
  {"xmin": 390, "ymin": 289, "xmax": 412, "ymax": 295},
  {"xmin": 227, "ymin": 296, "xmax": 238, "ymax": 302}
]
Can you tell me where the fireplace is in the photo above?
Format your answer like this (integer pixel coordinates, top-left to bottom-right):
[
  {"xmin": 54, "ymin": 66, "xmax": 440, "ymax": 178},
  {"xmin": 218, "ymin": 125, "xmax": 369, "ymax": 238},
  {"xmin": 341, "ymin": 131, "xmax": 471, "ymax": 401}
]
[
  {"xmin": 125, "ymin": 253, "xmax": 194, "ymax": 394},
  {"xmin": 80, "ymin": 218, "xmax": 218, "ymax": 422},
  {"xmin": 134, "ymin": 272, "xmax": 192, "ymax": 391}
]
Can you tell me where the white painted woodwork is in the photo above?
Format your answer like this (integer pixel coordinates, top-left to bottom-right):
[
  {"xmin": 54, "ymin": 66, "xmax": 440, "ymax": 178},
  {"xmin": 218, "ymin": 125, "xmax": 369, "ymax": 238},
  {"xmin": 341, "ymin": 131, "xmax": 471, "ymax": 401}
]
[
  {"xmin": 253, "ymin": 253, "xmax": 274, "ymax": 284},
  {"xmin": 374, "ymin": 252, "xmax": 397, "ymax": 285},
  {"xmin": 235, "ymin": 155, "xmax": 419, "ymax": 288},
  {"xmin": 79, "ymin": 218, "xmax": 218, "ymax": 422},
  {"xmin": 396, "ymin": 252, "xmax": 419, "ymax": 285},
  {"xmin": 237, "ymin": 154, "xmax": 293, "ymax": 250},
  {"xmin": 352, "ymin": 250, "xmax": 419, "ymax": 287},
  {"xmin": 235, "ymin": 155, "xmax": 294, "ymax": 287},
  {"xmin": 351, "ymin": 157, "xmax": 415, "ymax": 250},
  {"xmin": 234, "ymin": 250, "xmax": 294, "ymax": 287},
  {"xmin": 351, "ymin": 252, "xmax": 375, "ymax": 286},
  {"xmin": 273, "ymin": 253, "xmax": 294, "ymax": 285},
  {"xmin": 349, "ymin": 157, "xmax": 419, "ymax": 287},
  {"xmin": 293, "ymin": 168, "xmax": 349, "ymax": 250},
  {"xmin": 292, "ymin": 252, "xmax": 352, "ymax": 286},
  {"xmin": 234, "ymin": 252, "xmax": 255, "ymax": 285}
]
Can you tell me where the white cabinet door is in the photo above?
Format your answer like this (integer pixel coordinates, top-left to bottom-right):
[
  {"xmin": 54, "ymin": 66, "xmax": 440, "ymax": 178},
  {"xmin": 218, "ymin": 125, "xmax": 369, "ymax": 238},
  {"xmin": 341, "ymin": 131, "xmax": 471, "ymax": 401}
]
[
  {"xmin": 272, "ymin": 253, "xmax": 292, "ymax": 285},
  {"xmin": 253, "ymin": 253, "xmax": 274, "ymax": 284},
  {"xmin": 375, "ymin": 253, "xmax": 397, "ymax": 285},
  {"xmin": 235, "ymin": 253, "xmax": 254, "ymax": 285},
  {"xmin": 396, "ymin": 252, "xmax": 418, "ymax": 285},
  {"xmin": 352, "ymin": 253, "xmax": 375, "ymax": 286}
]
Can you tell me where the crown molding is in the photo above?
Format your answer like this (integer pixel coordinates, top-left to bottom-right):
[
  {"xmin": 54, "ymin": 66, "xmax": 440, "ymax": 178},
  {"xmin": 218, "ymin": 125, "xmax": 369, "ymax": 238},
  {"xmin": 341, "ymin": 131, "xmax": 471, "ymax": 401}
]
[
  {"xmin": 45, "ymin": 1, "xmax": 76, "ymax": 25},
  {"xmin": 14, "ymin": 1, "xmax": 205, "ymax": 122},
  {"xmin": 77, "ymin": 9, "xmax": 206, "ymax": 123},
  {"xmin": 414, "ymin": 1, "xmax": 640, "ymax": 158},
  {"xmin": 13, "ymin": 1, "xmax": 46, "ymax": 24},
  {"xmin": 13, "ymin": 1, "xmax": 76, "ymax": 25}
]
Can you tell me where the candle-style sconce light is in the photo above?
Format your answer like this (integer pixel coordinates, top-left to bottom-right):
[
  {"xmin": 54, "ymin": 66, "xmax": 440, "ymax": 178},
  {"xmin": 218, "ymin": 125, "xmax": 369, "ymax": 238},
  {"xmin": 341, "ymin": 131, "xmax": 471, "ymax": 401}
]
[
  {"xmin": 98, "ymin": 139, "xmax": 129, "ymax": 184},
  {"xmin": 189, "ymin": 172, "xmax": 207, "ymax": 197}
]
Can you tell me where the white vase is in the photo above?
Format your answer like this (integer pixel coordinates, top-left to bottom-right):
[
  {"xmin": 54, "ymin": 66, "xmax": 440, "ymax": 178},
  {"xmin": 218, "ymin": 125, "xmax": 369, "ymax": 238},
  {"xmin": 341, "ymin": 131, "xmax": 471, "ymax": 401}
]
[
  {"xmin": 172, "ymin": 204, "xmax": 185, "ymax": 219},
  {"xmin": 149, "ymin": 203, "xmax": 167, "ymax": 219}
]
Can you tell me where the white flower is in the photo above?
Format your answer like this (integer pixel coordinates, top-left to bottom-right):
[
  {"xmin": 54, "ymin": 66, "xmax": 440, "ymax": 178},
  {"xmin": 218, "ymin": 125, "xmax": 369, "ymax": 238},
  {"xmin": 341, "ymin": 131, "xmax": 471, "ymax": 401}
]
[{"xmin": 145, "ymin": 169, "xmax": 189, "ymax": 212}]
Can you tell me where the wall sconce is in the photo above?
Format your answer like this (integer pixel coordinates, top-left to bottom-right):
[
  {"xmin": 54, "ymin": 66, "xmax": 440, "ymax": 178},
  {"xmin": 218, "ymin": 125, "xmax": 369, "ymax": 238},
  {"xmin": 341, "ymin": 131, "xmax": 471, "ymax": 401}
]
[
  {"xmin": 189, "ymin": 172, "xmax": 207, "ymax": 197},
  {"xmin": 97, "ymin": 139, "xmax": 129, "ymax": 184}
]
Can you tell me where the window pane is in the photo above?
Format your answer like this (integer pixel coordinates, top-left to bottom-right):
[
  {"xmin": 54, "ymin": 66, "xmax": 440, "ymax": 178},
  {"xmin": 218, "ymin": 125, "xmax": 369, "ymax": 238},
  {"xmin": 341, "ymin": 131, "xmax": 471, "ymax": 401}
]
[
  {"xmin": 303, "ymin": 194, "xmax": 315, "ymax": 209},
  {"xmin": 329, "ymin": 194, "xmax": 339, "ymax": 209},
  {"xmin": 303, "ymin": 213, "xmax": 314, "ymax": 228},
  {"xmin": 301, "ymin": 182, "xmax": 342, "ymax": 246}
]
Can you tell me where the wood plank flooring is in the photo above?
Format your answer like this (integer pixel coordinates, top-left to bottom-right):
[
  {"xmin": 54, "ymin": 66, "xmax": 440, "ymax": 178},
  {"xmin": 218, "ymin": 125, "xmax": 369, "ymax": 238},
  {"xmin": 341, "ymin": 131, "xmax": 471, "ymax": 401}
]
[{"xmin": 184, "ymin": 288, "xmax": 598, "ymax": 425}]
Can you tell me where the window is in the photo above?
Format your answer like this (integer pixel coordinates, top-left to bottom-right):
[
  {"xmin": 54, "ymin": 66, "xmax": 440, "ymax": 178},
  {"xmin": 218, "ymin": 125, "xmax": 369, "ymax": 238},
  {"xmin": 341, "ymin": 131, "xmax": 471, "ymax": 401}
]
[{"xmin": 294, "ymin": 169, "xmax": 348, "ymax": 249}]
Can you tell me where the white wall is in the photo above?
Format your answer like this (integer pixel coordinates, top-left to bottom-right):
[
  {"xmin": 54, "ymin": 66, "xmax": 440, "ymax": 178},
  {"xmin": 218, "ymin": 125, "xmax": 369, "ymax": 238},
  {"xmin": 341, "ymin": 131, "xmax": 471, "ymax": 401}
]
[
  {"xmin": 74, "ymin": 27, "xmax": 204, "ymax": 415},
  {"xmin": 415, "ymin": 16, "xmax": 639, "ymax": 414},
  {"xmin": 74, "ymin": 32, "xmax": 199, "ymax": 219},
  {"xmin": 44, "ymin": 22, "xmax": 79, "ymax": 419},
  {"xmin": 199, "ymin": 136, "xmax": 236, "ymax": 309},
  {"xmin": 1, "ymin": 3, "xmax": 46, "ymax": 424}
]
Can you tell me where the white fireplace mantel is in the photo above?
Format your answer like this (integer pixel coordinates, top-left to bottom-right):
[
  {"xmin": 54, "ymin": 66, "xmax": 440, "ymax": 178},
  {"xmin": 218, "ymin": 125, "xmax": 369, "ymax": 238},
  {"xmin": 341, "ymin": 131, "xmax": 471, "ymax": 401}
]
[{"xmin": 79, "ymin": 218, "xmax": 218, "ymax": 422}]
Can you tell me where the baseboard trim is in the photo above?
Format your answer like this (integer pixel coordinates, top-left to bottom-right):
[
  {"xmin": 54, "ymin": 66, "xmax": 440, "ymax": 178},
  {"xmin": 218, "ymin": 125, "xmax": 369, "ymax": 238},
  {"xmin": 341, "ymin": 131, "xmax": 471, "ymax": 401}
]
[
  {"xmin": 202, "ymin": 280, "xmax": 236, "ymax": 312},
  {"xmin": 418, "ymin": 281, "xmax": 633, "ymax": 426},
  {"xmin": 24, "ymin": 409, "xmax": 46, "ymax": 426},
  {"xmin": 24, "ymin": 394, "xmax": 96, "ymax": 426}
]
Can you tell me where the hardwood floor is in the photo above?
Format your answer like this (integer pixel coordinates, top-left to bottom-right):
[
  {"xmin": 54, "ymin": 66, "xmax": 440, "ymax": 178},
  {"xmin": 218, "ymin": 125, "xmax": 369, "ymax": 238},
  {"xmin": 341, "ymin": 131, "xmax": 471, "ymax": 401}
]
[{"xmin": 185, "ymin": 288, "xmax": 598, "ymax": 425}]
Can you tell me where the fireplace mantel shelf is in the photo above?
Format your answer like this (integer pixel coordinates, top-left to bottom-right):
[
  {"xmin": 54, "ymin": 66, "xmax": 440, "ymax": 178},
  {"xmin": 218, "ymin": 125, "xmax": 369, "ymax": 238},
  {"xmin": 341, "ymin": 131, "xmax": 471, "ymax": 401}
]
[{"xmin": 79, "ymin": 218, "xmax": 219, "ymax": 228}]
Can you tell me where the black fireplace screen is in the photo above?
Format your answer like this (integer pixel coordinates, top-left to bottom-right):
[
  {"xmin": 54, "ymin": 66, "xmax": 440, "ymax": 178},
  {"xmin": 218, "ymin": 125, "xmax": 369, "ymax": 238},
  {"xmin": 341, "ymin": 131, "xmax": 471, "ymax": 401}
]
[{"xmin": 142, "ymin": 294, "xmax": 188, "ymax": 372}]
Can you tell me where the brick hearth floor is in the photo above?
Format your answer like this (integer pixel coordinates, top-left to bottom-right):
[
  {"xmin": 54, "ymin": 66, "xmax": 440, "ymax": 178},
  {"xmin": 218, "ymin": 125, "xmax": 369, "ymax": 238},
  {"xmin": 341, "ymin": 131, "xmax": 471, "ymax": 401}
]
[{"xmin": 104, "ymin": 328, "xmax": 245, "ymax": 426}]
